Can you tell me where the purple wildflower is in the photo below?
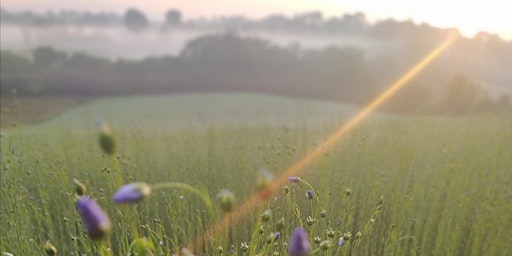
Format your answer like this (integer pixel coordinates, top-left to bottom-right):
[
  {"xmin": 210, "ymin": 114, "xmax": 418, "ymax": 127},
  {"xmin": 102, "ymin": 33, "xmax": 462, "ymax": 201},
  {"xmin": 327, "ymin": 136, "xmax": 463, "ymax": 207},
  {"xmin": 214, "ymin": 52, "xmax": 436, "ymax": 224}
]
[
  {"xmin": 306, "ymin": 190, "xmax": 314, "ymax": 199},
  {"xmin": 289, "ymin": 228, "xmax": 310, "ymax": 256},
  {"xmin": 113, "ymin": 182, "xmax": 151, "ymax": 203},
  {"xmin": 75, "ymin": 196, "xmax": 112, "ymax": 239},
  {"xmin": 338, "ymin": 238, "xmax": 344, "ymax": 246},
  {"xmin": 288, "ymin": 176, "xmax": 301, "ymax": 183},
  {"xmin": 275, "ymin": 232, "xmax": 281, "ymax": 240}
]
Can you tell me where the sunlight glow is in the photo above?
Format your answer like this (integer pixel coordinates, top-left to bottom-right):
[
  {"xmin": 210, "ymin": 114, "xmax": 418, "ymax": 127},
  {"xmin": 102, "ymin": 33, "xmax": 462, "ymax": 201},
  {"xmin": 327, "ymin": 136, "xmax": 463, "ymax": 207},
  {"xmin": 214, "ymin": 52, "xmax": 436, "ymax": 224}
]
[
  {"xmin": 2, "ymin": 0, "xmax": 510, "ymax": 39},
  {"xmin": 187, "ymin": 32, "xmax": 459, "ymax": 250}
]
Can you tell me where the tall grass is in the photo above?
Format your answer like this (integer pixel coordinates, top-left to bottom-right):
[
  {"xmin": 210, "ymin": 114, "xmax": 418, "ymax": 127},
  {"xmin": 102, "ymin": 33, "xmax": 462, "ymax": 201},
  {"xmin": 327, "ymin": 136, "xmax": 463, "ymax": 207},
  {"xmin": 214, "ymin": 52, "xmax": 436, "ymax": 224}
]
[{"xmin": 1, "ymin": 114, "xmax": 511, "ymax": 255}]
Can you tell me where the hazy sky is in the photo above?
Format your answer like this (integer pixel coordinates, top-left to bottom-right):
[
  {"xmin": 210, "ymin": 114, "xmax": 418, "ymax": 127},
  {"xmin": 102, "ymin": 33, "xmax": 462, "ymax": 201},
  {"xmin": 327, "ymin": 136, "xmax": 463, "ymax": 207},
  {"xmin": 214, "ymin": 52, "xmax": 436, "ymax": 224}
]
[{"xmin": 2, "ymin": 0, "xmax": 511, "ymax": 39}]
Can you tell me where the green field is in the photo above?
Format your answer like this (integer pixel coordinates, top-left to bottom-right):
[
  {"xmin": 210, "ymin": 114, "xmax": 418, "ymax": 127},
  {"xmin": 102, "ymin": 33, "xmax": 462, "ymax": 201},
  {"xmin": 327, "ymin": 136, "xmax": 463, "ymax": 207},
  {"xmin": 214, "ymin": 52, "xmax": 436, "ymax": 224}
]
[{"xmin": 1, "ymin": 93, "xmax": 511, "ymax": 255}]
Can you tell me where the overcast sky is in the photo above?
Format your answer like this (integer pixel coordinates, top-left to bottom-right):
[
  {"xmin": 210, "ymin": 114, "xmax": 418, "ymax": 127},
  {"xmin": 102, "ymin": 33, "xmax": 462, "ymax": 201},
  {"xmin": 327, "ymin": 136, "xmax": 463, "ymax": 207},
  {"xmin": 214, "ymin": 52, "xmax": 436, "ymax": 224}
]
[{"xmin": 2, "ymin": 0, "xmax": 511, "ymax": 39}]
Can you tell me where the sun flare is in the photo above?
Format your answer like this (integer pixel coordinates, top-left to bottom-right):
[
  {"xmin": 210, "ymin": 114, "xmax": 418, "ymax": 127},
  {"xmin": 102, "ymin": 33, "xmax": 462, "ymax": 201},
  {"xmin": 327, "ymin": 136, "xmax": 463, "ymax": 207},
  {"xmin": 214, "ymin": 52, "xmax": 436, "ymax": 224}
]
[
  {"xmin": 187, "ymin": 32, "xmax": 459, "ymax": 249},
  {"xmin": 307, "ymin": 0, "xmax": 512, "ymax": 39}
]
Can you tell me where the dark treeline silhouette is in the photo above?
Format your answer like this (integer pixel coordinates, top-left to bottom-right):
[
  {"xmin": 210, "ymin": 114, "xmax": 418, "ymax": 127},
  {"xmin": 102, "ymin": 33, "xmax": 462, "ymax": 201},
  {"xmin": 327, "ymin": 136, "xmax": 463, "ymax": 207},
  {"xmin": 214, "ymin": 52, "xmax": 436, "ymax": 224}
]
[
  {"xmin": 1, "ymin": 7, "xmax": 509, "ymax": 43},
  {"xmin": 0, "ymin": 8, "xmax": 123, "ymax": 27},
  {"xmin": 1, "ymin": 32, "xmax": 510, "ymax": 115}
]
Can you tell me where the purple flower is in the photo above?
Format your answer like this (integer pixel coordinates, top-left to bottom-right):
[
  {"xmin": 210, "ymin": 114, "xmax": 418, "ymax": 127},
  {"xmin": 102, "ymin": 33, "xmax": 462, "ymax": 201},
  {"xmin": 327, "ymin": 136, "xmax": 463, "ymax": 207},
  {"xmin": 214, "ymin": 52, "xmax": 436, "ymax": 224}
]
[
  {"xmin": 306, "ymin": 190, "xmax": 314, "ymax": 199},
  {"xmin": 113, "ymin": 182, "xmax": 151, "ymax": 203},
  {"xmin": 75, "ymin": 196, "xmax": 112, "ymax": 239},
  {"xmin": 288, "ymin": 176, "xmax": 301, "ymax": 183},
  {"xmin": 289, "ymin": 228, "xmax": 310, "ymax": 256},
  {"xmin": 275, "ymin": 232, "xmax": 281, "ymax": 240},
  {"xmin": 338, "ymin": 238, "xmax": 345, "ymax": 246}
]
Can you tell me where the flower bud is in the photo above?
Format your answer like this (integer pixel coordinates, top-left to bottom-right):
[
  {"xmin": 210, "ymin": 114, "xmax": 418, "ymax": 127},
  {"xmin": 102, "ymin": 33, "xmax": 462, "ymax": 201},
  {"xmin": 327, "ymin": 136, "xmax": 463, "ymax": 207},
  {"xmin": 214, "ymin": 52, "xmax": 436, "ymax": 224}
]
[
  {"xmin": 275, "ymin": 217, "xmax": 285, "ymax": 231},
  {"xmin": 261, "ymin": 209, "xmax": 272, "ymax": 222},
  {"xmin": 113, "ymin": 182, "xmax": 151, "ymax": 203},
  {"xmin": 257, "ymin": 168, "xmax": 273, "ymax": 191},
  {"xmin": 217, "ymin": 189, "xmax": 235, "ymax": 212},
  {"xmin": 288, "ymin": 177, "xmax": 301, "ymax": 183},
  {"xmin": 75, "ymin": 196, "xmax": 112, "ymax": 240},
  {"xmin": 44, "ymin": 241, "xmax": 57, "ymax": 256},
  {"xmin": 97, "ymin": 122, "xmax": 116, "ymax": 155},
  {"xmin": 74, "ymin": 179, "xmax": 86, "ymax": 196},
  {"xmin": 288, "ymin": 228, "xmax": 310, "ymax": 256},
  {"xmin": 306, "ymin": 190, "xmax": 314, "ymax": 199},
  {"xmin": 320, "ymin": 240, "xmax": 333, "ymax": 250},
  {"xmin": 343, "ymin": 231, "xmax": 352, "ymax": 240}
]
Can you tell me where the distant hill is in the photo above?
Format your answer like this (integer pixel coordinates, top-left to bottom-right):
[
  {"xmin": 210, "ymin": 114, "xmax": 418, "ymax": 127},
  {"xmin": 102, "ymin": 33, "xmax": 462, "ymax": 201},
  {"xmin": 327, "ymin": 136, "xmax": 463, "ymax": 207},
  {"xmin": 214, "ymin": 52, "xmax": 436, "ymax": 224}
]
[{"xmin": 26, "ymin": 93, "xmax": 363, "ymax": 131}]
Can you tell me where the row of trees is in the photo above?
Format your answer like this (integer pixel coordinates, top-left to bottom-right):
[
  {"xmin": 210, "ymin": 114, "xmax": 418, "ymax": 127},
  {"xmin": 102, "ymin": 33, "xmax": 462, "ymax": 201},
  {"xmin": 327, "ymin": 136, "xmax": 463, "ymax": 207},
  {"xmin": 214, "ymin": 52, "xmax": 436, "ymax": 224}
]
[
  {"xmin": 0, "ymin": 8, "xmax": 182, "ymax": 30},
  {"xmin": 3, "ymin": 7, "xmax": 509, "ymax": 43},
  {"xmin": 1, "ymin": 33, "xmax": 510, "ymax": 115}
]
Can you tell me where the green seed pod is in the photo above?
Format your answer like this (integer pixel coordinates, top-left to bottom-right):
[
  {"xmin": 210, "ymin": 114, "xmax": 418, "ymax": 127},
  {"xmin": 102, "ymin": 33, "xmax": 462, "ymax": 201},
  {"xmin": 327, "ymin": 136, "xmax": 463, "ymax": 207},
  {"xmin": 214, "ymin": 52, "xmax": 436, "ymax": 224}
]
[
  {"xmin": 326, "ymin": 229, "xmax": 335, "ymax": 238},
  {"xmin": 345, "ymin": 188, "xmax": 352, "ymax": 197},
  {"xmin": 98, "ymin": 122, "xmax": 116, "ymax": 156},
  {"xmin": 217, "ymin": 246, "xmax": 223, "ymax": 254},
  {"xmin": 217, "ymin": 189, "xmax": 235, "ymax": 212},
  {"xmin": 44, "ymin": 241, "xmax": 57, "ymax": 256},
  {"xmin": 283, "ymin": 186, "xmax": 290, "ymax": 194},
  {"xmin": 257, "ymin": 168, "xmax": 274, "ymax": 191},
  {"xmin": 320, "ymin": 240, "xmax": 333, "ymax": 250},
  {"xmin": 74, "ymin": 179, "xmax": 87, "ymax": 196},
  {"xmin": 261, "ymin": 209, "xmax": 272, "ymax": 222},
  {"xmin": 355, "ymin": 231, "xmax": 362, "ymax": 240},
  {"xmin": 320, "ymin": 209, "xmax": 327, "ymax": 218},
  {"xmin": 313, "ymin": 236, "xmax": 321, "ymax": 244},
  {"xmin": 275, "ymin": 217, "xmax": 285, "ymax": 231}
]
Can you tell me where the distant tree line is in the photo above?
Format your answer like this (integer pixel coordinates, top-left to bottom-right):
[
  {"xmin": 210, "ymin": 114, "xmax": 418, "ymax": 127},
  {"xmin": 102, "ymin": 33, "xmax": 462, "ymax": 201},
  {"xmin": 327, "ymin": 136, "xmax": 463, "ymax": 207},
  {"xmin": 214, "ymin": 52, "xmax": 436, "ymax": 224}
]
[
  {"xmin": 1, "ymin": 33, "xmax": 510, "ymax": 115},
  {"xmin": 0, "ymin": 7, "xmax": 182, "ymax": 30},
  {"xmin": 2, "ymin": 7, "xmax": 510, "ymax": 44},
  {"xmin": 0, "ymin": 7, "xmax": 466, "ymax": 41}
]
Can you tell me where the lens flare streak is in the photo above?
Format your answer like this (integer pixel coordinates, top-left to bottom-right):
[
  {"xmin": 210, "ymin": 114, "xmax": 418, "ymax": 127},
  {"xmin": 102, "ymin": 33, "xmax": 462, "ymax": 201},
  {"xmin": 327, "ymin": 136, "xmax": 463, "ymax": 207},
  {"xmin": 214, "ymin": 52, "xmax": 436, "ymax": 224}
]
[{"xmin": 188, "ymin": 33, "xmax": 458, "ymax": 249}]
